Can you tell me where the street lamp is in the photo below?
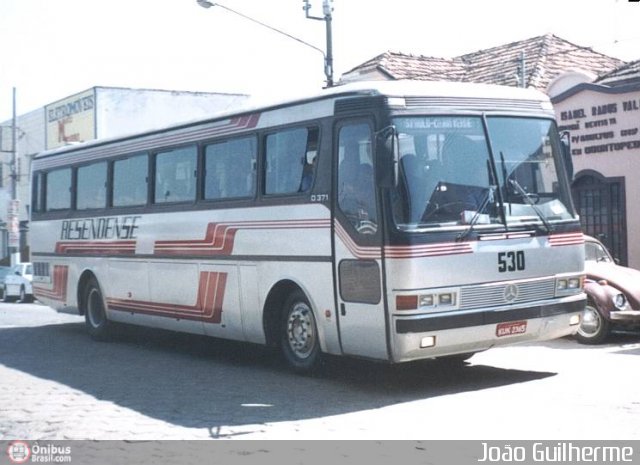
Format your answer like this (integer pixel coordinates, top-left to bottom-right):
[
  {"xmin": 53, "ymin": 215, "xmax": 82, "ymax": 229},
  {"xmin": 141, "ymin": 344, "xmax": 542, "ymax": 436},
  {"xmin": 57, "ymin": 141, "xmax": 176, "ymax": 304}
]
[{"xmin": 196, "ymin": 0, "xmax": 334, "ymax": 87}]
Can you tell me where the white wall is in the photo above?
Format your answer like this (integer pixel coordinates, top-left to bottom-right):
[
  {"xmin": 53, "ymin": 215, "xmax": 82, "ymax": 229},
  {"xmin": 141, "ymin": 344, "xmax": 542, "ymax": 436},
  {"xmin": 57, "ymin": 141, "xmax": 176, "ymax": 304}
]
[
  {"xmin": 96, "ymin": 88, "xmax": 249, "ymax": 138},
  {"xmin": 554, "ymin": 85, "xmax": 640, "ymax": 268}
]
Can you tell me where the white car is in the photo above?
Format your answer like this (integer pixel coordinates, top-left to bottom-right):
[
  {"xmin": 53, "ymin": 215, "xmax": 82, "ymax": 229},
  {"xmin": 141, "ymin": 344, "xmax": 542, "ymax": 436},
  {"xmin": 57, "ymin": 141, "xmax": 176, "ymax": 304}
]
[{"xmin": 3, "ymin": 262, "xmax": 34, "ymax": 303}]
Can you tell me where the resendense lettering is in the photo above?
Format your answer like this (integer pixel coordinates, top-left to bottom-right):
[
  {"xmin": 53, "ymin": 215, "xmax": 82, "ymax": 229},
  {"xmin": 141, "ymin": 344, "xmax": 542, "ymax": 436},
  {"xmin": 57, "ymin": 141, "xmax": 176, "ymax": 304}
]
[{"xmin": 60, "ymin": 216, "xmax": 141, "ymax": 240}]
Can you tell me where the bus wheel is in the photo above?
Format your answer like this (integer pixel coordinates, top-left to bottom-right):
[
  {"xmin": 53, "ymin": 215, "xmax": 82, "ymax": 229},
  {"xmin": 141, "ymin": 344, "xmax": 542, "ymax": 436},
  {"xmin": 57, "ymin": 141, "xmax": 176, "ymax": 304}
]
[
  {"xmin": 84, "ymin": 278, "xmax": 112, "ymax": 341},
  {"xmin": 280, "ymin": 290, "xmax": 321, "ymax": 373}
]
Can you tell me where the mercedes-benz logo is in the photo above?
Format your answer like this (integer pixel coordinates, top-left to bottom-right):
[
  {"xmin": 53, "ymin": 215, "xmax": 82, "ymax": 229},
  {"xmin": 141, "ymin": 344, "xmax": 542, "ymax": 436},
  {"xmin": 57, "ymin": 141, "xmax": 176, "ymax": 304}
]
[{"xmin": 504, "ymin": 284, "xmax": 519, "ymax": 303}]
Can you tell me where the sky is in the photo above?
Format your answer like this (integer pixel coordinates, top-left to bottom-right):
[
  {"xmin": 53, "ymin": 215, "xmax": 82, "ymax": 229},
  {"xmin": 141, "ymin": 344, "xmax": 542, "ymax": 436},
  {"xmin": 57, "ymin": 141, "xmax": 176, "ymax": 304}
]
[{"xmin": 0, "ymin": 0, "xmax": 639, "ymax": 122}]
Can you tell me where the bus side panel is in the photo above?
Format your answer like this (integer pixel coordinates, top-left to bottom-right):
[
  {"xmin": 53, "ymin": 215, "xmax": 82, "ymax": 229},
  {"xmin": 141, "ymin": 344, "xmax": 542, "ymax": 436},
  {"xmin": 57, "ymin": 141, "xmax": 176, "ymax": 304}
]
[
  {"xmin": 237, "ymin": 264, "xmax": 263, "ymax": 344},
  {"xmin": 106, "ymin": 259, "xmax": 150, "ymax": 308},
  {"xmin": 200, "ymin": 262, "xmax": 243, "ymax": 340}
]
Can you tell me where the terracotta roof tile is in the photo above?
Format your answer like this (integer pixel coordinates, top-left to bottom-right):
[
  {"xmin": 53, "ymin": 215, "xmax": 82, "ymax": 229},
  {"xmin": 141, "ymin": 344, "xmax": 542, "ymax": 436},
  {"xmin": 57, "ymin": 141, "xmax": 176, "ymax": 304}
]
[
  {"xmin": 342, "ymin": 34, "xmax": 626, "ymax": 92},
  {"xmin": 596, "ymin": 59, "xmax": 640, "ymax": 86}
]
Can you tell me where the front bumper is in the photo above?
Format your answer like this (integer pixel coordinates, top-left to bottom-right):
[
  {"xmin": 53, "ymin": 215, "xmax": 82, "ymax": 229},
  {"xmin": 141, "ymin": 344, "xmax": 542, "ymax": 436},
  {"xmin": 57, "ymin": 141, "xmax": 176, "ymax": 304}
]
[
  {"xmin": 391, "ymin": 295, "xmax": 585, "ymax": 362},
  {"xmin": 610, "ymin": 309, "xmax": 640, "ymax": 322}
]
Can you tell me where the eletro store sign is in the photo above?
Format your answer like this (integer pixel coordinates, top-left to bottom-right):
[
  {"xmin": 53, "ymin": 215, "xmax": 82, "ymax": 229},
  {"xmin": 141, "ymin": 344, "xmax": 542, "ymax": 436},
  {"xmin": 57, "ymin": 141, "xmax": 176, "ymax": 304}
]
[{"xmin": 45, "ymin": 88, "xmax": 96, "ymax": 150}]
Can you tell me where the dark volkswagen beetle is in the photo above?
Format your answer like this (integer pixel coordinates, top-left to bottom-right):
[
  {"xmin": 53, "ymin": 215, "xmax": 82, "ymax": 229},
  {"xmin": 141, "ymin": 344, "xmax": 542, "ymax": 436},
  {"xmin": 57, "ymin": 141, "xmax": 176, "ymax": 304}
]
[{"xmin": 577, "ymin": 236, "xmax": 640, "ymax": 344}]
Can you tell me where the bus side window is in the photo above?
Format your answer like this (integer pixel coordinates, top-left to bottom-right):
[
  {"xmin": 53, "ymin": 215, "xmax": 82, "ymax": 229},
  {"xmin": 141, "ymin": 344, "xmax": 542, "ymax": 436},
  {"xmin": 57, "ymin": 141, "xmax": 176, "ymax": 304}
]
[
  {"xmin": 204, "ymin": 136, "xmax": 257, "ymax": 200},
  {"xmin": 32, "ymin": 172, "xmax": 44, "ymax": 213},
  {"xmin": 265, "ymin": 127, "xmax": 318, "ymax": 195},
  {"xmin": 113, "ymin": 154, "xmax": 148, "ymax": 207},
  {"xmin": 154, "ymin": 145, "xmax": 197, "ymax": 204},
  {"xmin": 338, "ymin": 123, "xmax": 377, "ymax": 234},
  {"xmin": 77, "ymin": 161, "xmax": 107, "ymax": 210},
  {"xmin": 300, "ymin": 128, "xmax": 319, "ymax": 192},
  {"xmin": 45, "ymin": 168, "xmax": 72, "ymax": 211}
]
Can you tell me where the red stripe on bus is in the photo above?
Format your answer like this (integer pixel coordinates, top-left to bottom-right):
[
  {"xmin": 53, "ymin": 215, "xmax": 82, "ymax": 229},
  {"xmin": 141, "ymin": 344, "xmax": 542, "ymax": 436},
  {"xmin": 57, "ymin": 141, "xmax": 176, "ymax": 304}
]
[
  {"xmin": 107, "ymin": 271, "xmax": 227, "ymax": 323},
  {"xmin": 154, "ymin": 219, "xmax": 330, "ymax": 256},
  {"xmin": 33, "ymin": 265, "xmax": 69, "ymax": 302},
  {"xmin": 55, "ymin": 241, "xmax": 136, "ymax": 255},
  {"xmin": 33, "ymin": 113, "xmax": 262, "ymax": 171},
  {"xmin": 548, "ymin": 233, "xmax": 584, "ymax": 247},
  {"xmin": 385, "ymin": 242, "xmax": 473, "ymax": 258}
]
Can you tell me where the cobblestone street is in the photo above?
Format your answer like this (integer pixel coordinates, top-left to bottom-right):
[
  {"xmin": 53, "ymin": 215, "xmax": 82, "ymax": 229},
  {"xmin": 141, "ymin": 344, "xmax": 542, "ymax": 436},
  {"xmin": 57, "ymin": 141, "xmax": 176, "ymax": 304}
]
[{"xmin": 2, "ymin": 302, "xmax": 640, "ymax": 440}]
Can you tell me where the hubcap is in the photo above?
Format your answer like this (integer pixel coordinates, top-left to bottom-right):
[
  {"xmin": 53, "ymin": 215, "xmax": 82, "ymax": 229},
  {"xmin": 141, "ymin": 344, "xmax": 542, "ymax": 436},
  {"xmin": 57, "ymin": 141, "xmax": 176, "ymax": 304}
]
[
  {"xmin": 87, "ymin": 288, "xmax": 106, "ymax": 328},
  {"xmin": 286, "ymin": 302, "xmax": 316, "ymax": 360},
  {"xmin": 579, "ymin": 306, "xmax": 602, "ymax": 337}
]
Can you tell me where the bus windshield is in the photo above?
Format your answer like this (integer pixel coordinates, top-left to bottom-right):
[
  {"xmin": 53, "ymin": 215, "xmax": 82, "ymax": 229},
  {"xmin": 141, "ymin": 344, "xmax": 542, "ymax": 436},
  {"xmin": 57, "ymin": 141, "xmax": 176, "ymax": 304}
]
[{"xmin": 391, "ymin": 116, "xmax": 575, "ymax": 231}]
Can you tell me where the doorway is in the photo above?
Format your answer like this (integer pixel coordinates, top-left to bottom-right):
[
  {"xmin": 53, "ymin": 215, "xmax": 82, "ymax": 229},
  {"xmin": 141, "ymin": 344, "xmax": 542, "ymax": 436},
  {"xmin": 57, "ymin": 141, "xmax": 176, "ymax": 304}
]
[{"xmin": 572, "ymin": 171, "xmax": 627, "ymax": 265}]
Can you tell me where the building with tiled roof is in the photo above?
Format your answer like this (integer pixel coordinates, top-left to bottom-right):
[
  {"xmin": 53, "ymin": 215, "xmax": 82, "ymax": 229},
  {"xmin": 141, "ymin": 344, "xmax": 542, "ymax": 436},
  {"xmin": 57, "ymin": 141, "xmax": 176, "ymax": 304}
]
[
  {"xmin": 345, "ymin": 52, "xmax": 466, "ymax": 82},
  {"xmin": 596, "ymin": 59, "xmax": 640, "ymax": 87},
  {"xmin": 341, "ymin": 34, "xmax": 624, "ymax": 97},
  {"xmin": 551, "ymin": 57, "xmax": 640, "ymax": 267}
]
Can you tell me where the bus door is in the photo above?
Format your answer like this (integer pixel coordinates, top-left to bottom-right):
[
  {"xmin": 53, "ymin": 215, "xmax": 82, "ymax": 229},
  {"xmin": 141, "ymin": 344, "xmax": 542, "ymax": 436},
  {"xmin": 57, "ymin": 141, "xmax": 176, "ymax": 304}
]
[{"xmin": 333, "ymin": 120, "xmax": 389, "ymax": 360}]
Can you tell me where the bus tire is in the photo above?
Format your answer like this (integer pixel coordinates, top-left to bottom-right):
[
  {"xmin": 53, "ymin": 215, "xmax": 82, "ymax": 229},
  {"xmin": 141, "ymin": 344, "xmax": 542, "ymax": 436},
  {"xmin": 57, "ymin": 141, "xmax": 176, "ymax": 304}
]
[
  {"xmin": 280, "ymin": 290, "xmax": 321, "ymax": 373},
  {"xmin": 83, "ymin": 277, "xmax": 112, "ymax": 341}
]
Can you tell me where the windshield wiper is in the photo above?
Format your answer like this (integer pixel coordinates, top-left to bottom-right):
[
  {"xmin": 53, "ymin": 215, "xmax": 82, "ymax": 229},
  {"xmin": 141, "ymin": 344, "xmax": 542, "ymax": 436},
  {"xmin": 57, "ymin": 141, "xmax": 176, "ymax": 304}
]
[
  {"xmin": 508, "ymin": 178, "xmax": 554, "ymax": 233},
  {"xmin": 456, "ymin": 185, "xmax": 496, "ymax": 241}
]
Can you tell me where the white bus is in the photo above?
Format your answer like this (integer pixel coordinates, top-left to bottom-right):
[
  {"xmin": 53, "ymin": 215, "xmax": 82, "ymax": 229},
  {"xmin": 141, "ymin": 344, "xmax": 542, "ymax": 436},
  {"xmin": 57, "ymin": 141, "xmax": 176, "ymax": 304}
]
[{"xmin": 30, "ymin": 80, "xmax": 585, "ymax": 372}]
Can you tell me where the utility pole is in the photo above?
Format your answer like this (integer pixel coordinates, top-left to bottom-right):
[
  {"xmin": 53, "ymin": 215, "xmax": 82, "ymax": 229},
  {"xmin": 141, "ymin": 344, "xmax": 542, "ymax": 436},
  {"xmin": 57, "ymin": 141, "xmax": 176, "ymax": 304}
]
[
  {"xmin": 197, "ymin": 0, "xmax": 335, "ymax": 88},
  {"xmin": 9, "ymin": 87, "xmax": 20, "ymax": 266},
  {"xmin": 303, "ymin": 0, "xmax": 334, "ymax": 87}
]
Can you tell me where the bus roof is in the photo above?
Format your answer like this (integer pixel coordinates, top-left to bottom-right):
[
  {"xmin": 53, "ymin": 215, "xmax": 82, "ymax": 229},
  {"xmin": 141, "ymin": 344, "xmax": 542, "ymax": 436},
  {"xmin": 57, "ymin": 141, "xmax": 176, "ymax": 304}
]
[{"xmin": 35, "ymin": 80, "xmax": 552, "ymax": 160}]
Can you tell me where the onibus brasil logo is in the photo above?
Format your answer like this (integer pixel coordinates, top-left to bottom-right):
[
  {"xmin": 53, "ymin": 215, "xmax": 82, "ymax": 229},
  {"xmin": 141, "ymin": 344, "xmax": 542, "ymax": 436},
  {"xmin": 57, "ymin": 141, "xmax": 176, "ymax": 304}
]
[
  {"xmin": 6, "ymin": 441, "xmax": 72, "ymax": 463},
  {"xmin": 6, "ymin": 441, "xmax": 31, "ymax": 464}
]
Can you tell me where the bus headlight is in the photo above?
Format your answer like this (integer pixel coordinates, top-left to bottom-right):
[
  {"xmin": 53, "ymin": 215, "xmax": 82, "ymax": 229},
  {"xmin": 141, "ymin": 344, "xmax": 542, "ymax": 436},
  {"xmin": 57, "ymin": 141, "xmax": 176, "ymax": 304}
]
[
  {"xmin": 396, "ymin": 290, "xmax": 459, "ymax": 311},
  {"xmin": 419, "ymin": 294, "xmax": 435, "ymax": 307},
  {"xmin": 567, "ymin": 277, "xmax": 581, "ymax": 290},
  {"xmin": 556, "ymin": 275, "xmax": 584, "ymax": 296},
  {"xmin": 438, "ymin": 292, "xmax": 456, "ymax": 306}
]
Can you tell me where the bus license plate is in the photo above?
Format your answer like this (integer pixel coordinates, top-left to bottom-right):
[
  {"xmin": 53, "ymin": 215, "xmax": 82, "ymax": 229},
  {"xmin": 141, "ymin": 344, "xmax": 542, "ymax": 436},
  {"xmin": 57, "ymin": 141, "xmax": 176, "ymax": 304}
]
[{"xmin": 496, "ymin": 321, "xmax": 527, "ymax": 337}]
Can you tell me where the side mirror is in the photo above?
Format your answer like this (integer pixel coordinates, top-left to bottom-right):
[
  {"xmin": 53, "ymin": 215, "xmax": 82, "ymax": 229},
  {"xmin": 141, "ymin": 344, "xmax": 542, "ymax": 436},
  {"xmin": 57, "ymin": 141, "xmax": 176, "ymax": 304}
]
[
  {"xmin": 376, "ymin": 125, "xmax": 399, "ymax": 188},
  {"xmin": 15, "ymin": 271, "xmax": 21, "ymax": 276},
  {"xmin": 560, "ymin": 131, "xmax": 573, "ymax": 181}
]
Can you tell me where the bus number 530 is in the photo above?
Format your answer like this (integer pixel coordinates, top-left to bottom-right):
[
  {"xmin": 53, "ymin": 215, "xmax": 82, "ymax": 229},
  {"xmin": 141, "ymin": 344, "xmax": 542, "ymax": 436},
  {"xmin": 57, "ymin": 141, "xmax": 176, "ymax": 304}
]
[{"xmin": 498, "ymin": 251, "xmax": 526, "ymax": 272}]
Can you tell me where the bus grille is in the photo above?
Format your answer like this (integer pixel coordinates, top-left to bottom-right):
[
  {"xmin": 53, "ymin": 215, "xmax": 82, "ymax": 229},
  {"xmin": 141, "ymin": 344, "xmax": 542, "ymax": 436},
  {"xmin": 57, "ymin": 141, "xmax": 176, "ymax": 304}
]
[{"xmin": 459, "ymin": 278, "xmax": 556, "ymax": 310}]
